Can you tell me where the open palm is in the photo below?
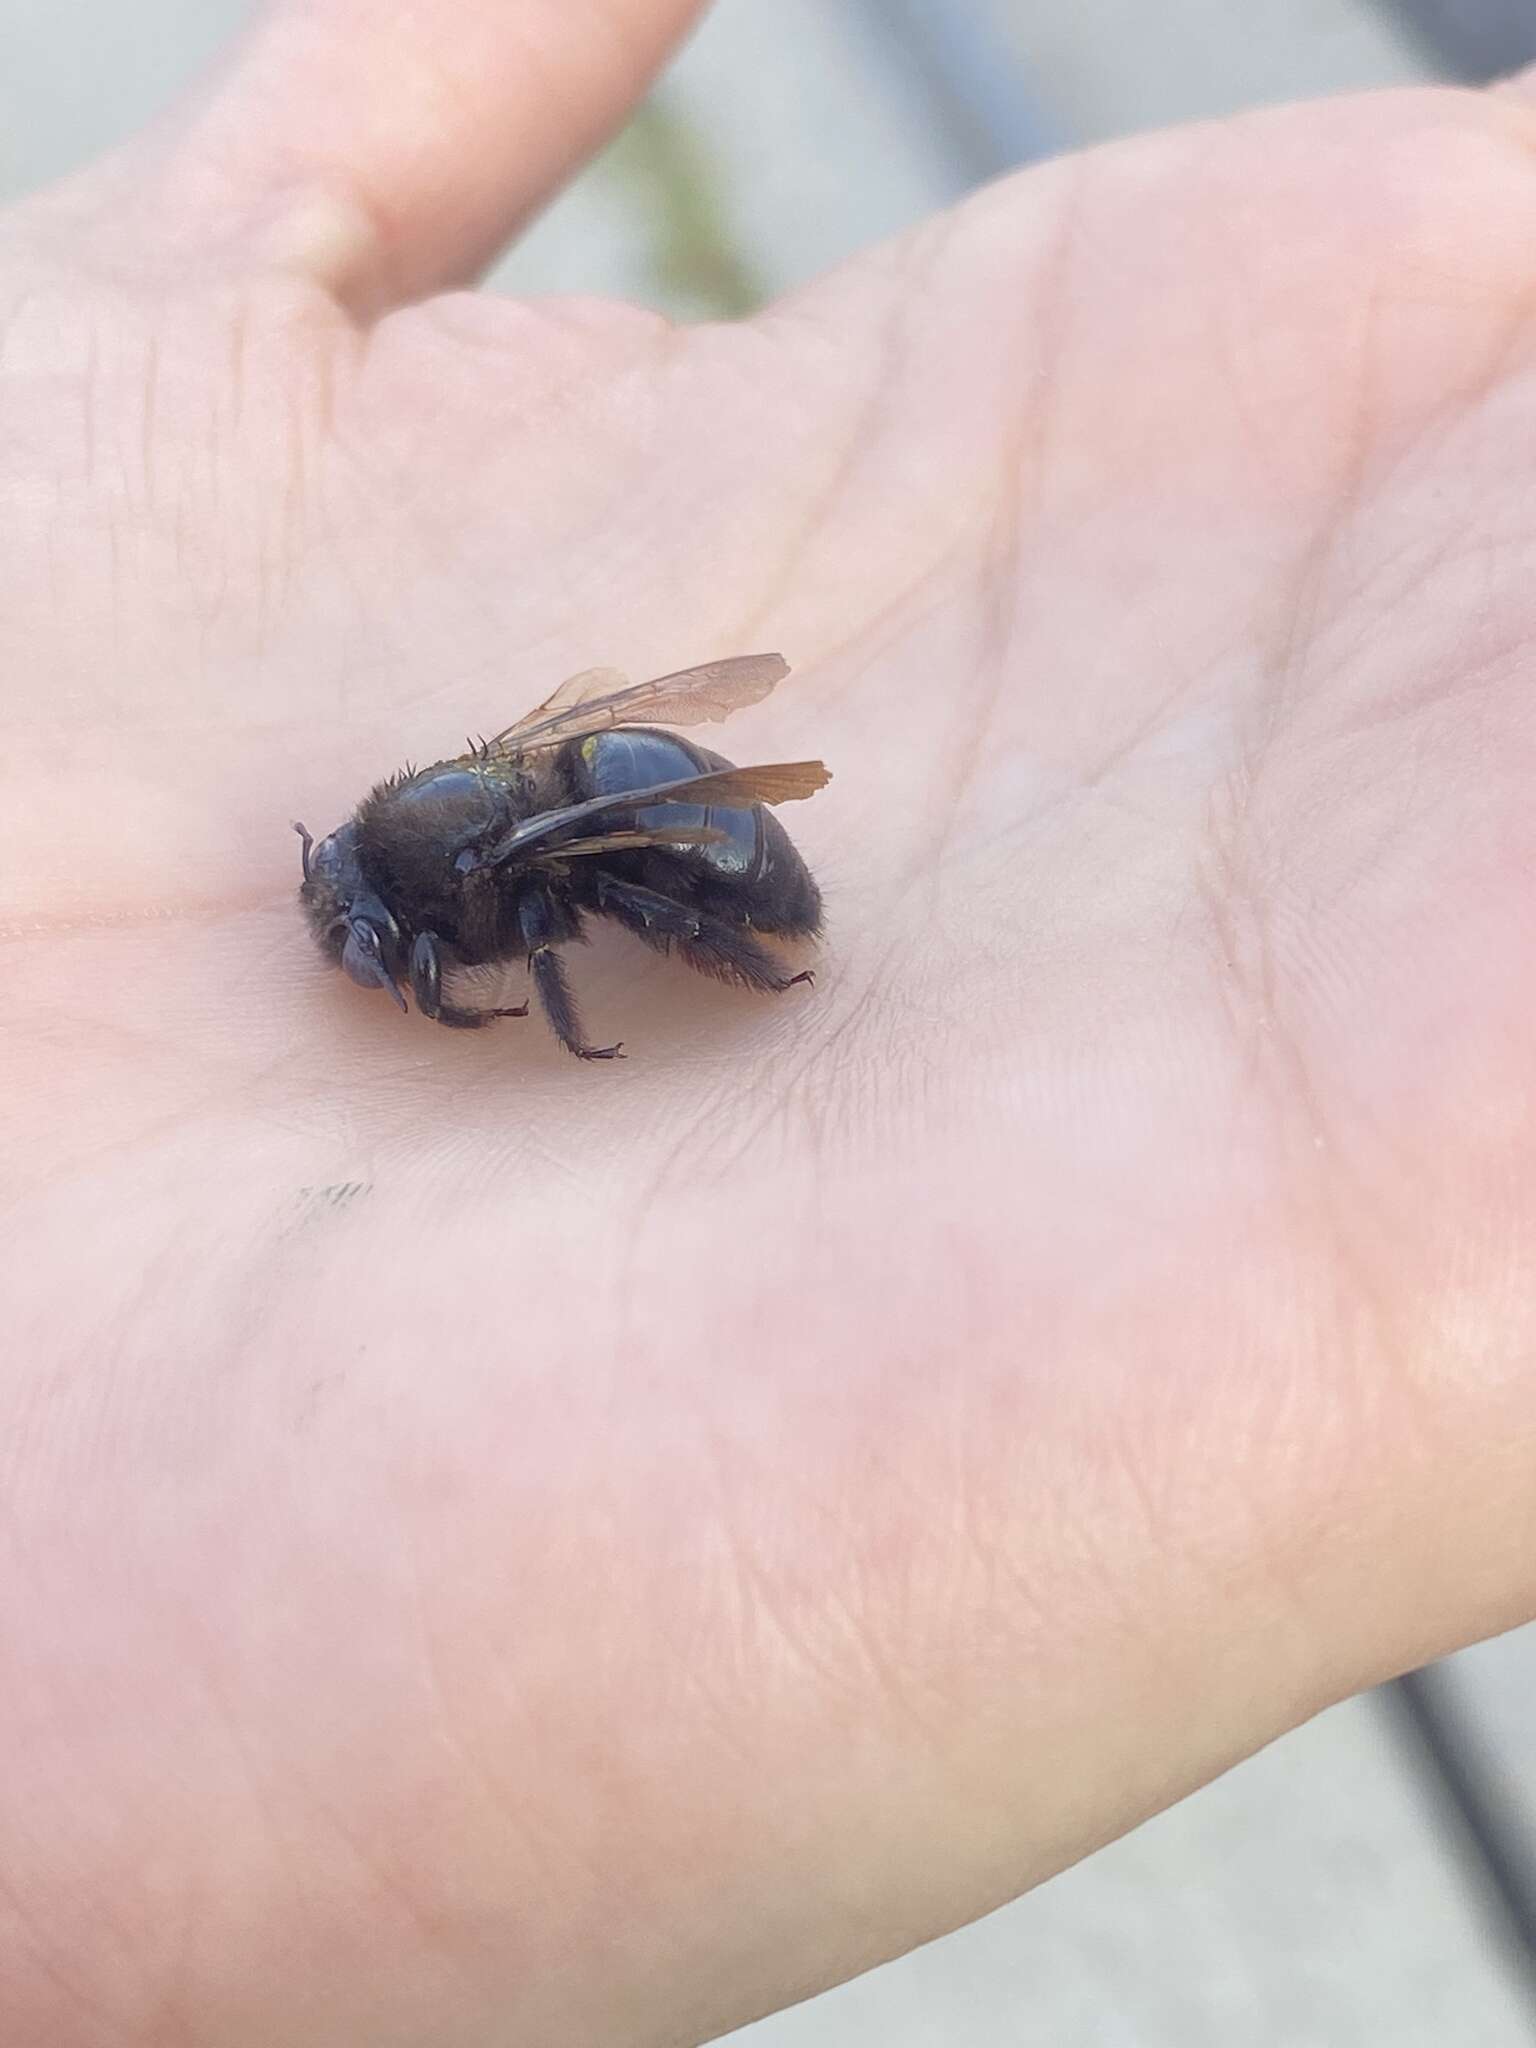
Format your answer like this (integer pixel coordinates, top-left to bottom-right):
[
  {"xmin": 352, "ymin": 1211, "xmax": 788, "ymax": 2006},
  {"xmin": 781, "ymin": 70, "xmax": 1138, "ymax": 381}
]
[{"xmin": 7, "ymin": 5, "xmax": 1536, "ymax": 2042}]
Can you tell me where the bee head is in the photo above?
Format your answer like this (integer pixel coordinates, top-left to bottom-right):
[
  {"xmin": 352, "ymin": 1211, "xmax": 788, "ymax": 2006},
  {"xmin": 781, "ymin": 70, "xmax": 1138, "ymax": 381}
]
[{"xmin": 294, "ymin": 820, "xmax": 407, "ymax": 1011}]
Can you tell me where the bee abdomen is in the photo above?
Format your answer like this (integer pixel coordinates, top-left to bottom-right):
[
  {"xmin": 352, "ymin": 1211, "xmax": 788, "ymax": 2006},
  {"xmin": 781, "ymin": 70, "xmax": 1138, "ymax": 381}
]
[{"xmin": 574, "ymin": 730, "xmax": 763, "ymax": 880}]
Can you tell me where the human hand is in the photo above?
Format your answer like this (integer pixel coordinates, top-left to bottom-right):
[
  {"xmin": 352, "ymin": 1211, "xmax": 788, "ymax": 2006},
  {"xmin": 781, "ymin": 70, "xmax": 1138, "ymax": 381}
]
[{"xmin": 7, "ymin": 4, "xmax": 1536, "ymax": 2041}]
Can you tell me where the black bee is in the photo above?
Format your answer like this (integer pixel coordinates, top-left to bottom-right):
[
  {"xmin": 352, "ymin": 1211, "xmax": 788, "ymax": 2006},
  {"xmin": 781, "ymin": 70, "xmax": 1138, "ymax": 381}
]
[{"xmin": 295, "ymin": 654, "xmax": 829, "ymax": 1058}]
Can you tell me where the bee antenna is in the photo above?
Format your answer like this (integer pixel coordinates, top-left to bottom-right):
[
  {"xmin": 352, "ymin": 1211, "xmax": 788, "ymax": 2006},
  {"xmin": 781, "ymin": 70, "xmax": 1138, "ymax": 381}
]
[{"xmin": 292, "ymin": 820, "xmax": 314, "ymax": 881}]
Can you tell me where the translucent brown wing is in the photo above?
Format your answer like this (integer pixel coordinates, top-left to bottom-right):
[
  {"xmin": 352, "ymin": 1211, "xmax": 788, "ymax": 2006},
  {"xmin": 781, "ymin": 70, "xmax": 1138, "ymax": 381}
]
[
  {"xmin": 486, "ymin": 653, "xmax": 791, "ymax": 757},
  {"xmin": 479, "ymin": 759, "xmax": 832, "ymax": 869},
  {"xmin": 542, "ymin": 826, "xmax": 728, "ymax": 859}
]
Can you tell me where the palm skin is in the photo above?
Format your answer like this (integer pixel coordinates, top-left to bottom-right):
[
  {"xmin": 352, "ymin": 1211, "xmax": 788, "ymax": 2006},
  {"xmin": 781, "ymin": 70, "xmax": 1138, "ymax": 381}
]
[{"xmin": 5, "ymin": 4, "xmax": 1536, "ymax": 2036}]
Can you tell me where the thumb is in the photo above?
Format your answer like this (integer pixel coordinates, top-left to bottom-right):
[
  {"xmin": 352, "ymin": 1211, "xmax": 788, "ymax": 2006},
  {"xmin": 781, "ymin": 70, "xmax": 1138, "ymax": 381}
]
[{"xmin": 143, "ymin": 0, "xmax": 711, "ymax": 311}]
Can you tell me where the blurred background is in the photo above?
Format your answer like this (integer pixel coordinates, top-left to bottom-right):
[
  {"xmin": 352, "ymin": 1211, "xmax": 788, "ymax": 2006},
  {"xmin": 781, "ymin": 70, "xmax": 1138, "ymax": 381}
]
[{"xmin": 6, "ymin": 1, "xmax": 1536, "ymax": 2041}]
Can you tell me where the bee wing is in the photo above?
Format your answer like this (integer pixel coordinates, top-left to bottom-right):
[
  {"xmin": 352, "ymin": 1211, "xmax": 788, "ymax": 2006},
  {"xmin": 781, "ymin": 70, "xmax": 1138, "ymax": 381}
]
[
  {"xmin": 486, "ymin": 653, "xmax": 791, "ymax": 757},
  {"xmin": 480, "ymin": 759, "xmax": 831, "ymax": 868},
  {"xmin": 542, "ymin": 825, "xmax": 729, "ymax": 859}
]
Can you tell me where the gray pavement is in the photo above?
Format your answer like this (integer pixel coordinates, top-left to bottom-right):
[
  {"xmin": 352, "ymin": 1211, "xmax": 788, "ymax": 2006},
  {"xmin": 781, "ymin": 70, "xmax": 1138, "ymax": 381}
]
[{"xmin": 731, "ymin": 1694, "xmax": 1533, "ymax": 2048}]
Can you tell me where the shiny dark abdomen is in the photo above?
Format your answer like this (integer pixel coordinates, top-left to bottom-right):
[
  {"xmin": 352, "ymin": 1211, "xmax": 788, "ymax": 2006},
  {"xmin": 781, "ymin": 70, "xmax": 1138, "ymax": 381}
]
[{"xmin": 566, "ymin": 729, "xmax": 820, "ymax": 935}]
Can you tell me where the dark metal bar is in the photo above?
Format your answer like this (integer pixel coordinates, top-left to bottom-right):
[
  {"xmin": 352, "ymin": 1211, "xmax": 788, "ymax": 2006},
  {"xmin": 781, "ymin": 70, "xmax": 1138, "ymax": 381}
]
[
  {"xmin": 1373, "ymin": 0, "xmax": 1536, "ymax": 81},
  {"xmin": 844, "ymin": 0, "xmax": 1062, "ymax": 183},
  {"xmin": 1386, "ymin": 1667, "xmax": 1536, "ymax": 1997}
]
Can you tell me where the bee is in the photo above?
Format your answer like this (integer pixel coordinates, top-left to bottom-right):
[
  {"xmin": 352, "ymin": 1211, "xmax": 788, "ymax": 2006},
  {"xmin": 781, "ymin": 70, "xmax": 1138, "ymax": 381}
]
[{"xmin": 295, "ymin": 653, "xmax": 830, "ymax": 1059}]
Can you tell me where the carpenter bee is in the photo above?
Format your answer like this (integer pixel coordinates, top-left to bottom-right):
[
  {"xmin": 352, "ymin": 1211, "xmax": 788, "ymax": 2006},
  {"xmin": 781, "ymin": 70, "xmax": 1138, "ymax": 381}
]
[{"xmin": 295, "ymin": 653, "xmax": 829, "ymax": 1058}]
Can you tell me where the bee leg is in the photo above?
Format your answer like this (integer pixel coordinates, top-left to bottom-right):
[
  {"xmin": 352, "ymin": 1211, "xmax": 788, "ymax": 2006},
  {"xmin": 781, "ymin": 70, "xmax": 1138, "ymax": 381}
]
[
  {"xmin": 434, "ymin": 1001, "xmax": 531, "ymax": 1030},
  {"xmin": 411, "ymin": 931, "xmax": 529, "ymax": 1030},
  {"xmin": 594, "ymin": 877, "xmax": 813, "ymax": 995},
  {"xmin": 526, "ymin": 945, "xmax": 623, "ymax": 1059},
  {"xmin": 518, "ymin": 892, "xmax": 624, "ymax": 1060}
]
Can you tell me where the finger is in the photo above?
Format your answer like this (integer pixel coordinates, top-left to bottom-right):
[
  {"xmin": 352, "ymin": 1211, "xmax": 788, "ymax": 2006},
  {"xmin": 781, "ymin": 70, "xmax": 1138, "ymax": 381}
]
[{"xmin": 159, "ymin": 0, "xmax": 712, "ymax": 311}]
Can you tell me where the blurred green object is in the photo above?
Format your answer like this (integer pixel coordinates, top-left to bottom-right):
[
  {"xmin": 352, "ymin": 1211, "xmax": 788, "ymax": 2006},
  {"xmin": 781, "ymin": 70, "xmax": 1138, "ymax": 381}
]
[{"xmin": 601, "ymin": 97, "xmax": 763, "ymax": 319}]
